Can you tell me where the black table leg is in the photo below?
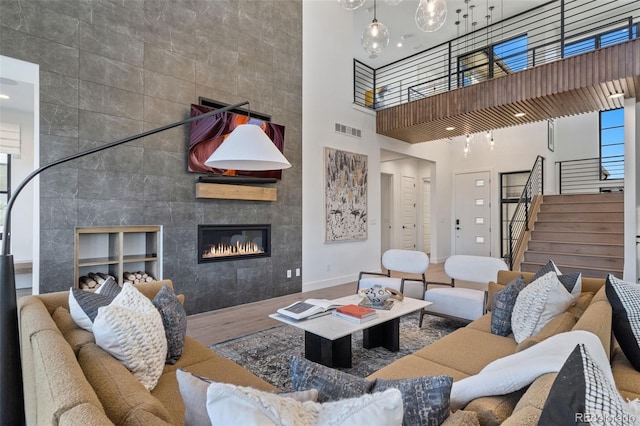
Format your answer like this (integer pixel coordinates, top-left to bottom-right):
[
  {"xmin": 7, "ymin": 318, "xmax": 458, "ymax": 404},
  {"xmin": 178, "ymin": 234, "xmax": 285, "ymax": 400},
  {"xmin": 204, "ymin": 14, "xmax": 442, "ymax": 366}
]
[
  {"xmin": 304, "ymin": 331, "xmax": 352, "ymax": 368},
  {"xmin": 362, "ymin": 317, "xmax": 400, "ymax": 352}
]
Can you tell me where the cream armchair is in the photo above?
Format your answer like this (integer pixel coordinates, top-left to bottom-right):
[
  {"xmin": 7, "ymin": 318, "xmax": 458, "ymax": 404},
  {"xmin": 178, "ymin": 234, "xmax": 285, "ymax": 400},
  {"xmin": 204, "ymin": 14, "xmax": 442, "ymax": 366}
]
[{"xmin": 357, "ymin": 249, "xmax": 430, "ymax": 299}]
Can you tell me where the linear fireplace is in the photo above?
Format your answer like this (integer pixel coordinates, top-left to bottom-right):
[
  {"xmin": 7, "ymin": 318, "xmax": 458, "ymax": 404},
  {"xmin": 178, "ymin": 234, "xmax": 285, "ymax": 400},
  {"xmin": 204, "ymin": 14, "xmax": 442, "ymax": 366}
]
[{"xmin": 197, "ymin": 224, "xmax": 271, "ymax": 263}]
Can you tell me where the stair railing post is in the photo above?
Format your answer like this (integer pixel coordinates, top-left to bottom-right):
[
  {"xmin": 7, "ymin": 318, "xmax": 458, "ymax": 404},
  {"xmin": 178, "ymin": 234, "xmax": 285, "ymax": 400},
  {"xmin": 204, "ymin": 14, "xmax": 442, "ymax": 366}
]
[{"xmin": 525, "ymin": 185, "xmax": 530, "ymax": 232}]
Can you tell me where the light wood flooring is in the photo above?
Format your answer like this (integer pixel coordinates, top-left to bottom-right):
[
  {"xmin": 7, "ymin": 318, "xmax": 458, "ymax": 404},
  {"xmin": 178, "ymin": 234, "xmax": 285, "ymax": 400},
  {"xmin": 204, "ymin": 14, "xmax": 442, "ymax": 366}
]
[{"xmin": 187, "ymin": 262, "xmax": 472, "ymax": 346}]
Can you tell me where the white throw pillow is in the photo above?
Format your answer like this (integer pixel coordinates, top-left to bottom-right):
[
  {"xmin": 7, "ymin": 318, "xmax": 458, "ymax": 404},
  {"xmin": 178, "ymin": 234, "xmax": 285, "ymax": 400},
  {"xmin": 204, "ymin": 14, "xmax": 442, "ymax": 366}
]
[
  {"xmin": 511, "ymin": 272, "xmax": 575, "ymax": 343},
  {"xmin": 206, "ymin": 382, "xmax": 403, "ymax": 426},
  {"xmin": 93, "ymin": 283, "xmax": 167, "ymax": 391}
]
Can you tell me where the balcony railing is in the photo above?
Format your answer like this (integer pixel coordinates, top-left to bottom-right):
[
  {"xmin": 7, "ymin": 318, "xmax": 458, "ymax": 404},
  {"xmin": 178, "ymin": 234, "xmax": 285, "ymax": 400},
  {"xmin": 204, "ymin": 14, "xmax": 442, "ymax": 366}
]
[
  {"xmin": 354, "ymin": 0, "xmax": 640, "ymax": 110},
  {"xmin": 557, "ymin": 155, "xmax": 624, "ymax": 194}
]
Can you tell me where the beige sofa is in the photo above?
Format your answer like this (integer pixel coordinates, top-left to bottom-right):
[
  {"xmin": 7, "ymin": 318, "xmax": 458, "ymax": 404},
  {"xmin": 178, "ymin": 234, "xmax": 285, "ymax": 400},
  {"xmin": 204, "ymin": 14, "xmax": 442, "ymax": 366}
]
[
  {"xmin": 369, "ymin": 270, "xmax": 640, "ymax": 425},
  {"xmin": 19, "ymin": 280, "xmax": 277, "ymax": 425},
  {"xmin": 20, "ymin": 273, "xmax": 640, "ymax": 425}
]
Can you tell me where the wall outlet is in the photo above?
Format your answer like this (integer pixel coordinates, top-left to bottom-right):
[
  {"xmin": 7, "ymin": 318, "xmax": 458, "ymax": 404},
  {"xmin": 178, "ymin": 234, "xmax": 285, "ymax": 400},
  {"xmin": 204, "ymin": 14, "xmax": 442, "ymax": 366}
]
[
  {"xmin": 287, "ymin": 269, "xmax": 292, "ymax": 278},
  {"xmin": 295, "ymin": 268, "xmax": 300, "ymax": 277}
]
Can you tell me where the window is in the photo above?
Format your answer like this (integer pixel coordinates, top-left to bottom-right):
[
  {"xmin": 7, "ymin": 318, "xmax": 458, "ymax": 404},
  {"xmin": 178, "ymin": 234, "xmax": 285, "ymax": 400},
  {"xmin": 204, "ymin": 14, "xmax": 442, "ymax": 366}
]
[
  {"xmin": 600, "ymin": 109, "xmax": 624, "ymax": 181},
  {"xmin": 565, "ymin": 24, "xmax": 638, "ymax": 58},
  {"xmin": 0, "ymin": 154, "xmax": 10, "ymax": 231},
  {"xmin": 459, "ymin": 35, "xmax": 528, "ymax": 87}
]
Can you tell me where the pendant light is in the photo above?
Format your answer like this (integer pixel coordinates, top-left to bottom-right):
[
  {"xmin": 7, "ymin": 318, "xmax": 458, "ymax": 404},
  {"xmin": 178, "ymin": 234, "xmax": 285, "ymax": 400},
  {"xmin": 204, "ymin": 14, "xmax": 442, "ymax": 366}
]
[
  {"xmin": 362, "ymin": 0, "xmax": 390, "ymax": 56},
  {"xmin": 416, "ymin": 0, "xmax": 448, "ymax": 32},
  {"xmin": 338, "ymin": 0, "xmax": 366, "ymax": 10}
]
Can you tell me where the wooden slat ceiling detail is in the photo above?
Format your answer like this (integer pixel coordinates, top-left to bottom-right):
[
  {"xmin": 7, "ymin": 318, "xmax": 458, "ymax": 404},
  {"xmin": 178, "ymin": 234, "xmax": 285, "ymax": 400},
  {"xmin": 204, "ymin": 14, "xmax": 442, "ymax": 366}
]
[{"xmin": 377, "ymin": 38, "xmax": 640, "ymax": 144}]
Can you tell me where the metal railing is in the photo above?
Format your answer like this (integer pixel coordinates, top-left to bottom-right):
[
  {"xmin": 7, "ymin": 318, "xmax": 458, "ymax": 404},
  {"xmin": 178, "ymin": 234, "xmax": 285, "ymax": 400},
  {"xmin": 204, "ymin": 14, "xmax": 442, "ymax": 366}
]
[
  {"xmin": 557, "ymin": 155, "xmax": 624, "ymax": 194},
  {"xmin": 354, "ymin": 0, "xmax": 640, "ymax": 110},
  {"xmin": 506, "ymin": 156, "xmax": 545, "ymax": 270}
]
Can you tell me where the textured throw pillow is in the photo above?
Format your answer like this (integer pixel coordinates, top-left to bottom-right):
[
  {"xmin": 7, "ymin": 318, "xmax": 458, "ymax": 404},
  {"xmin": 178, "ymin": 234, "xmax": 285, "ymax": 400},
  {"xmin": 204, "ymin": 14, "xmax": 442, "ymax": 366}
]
[
  {"xmin": 531, "ymin": 259, "xmax": 561, "ymax": 281},
  {"xmin": 490, "ymin": 275, "xmax": 526, "ymax": 336},
  {"xmin": 153, "ymin": 285, "xmax": 187, "ymax": 364},
  {"xmin": 511, "ymin": 272, "xmax": 575, "ymax": 343},
  {"xmin": 538, "ymin": 343, "xmax": 640, "ymax": 425},
  {"xmin": 177, "ymin": 369, "xmax": 319, "ymax": 426},
  {"xmin": 206, "ymin": 382, "xmax": 403, "ymax": 426},
  {"xmin": 68, "ymin": 287, "xmax": 116, "ymax": 331},
  {"xmin": 290, "ymin": 356, "xmax": 452, "ymax": 426},
  {"xmin": 290, "ymin": 356, "xmax": 374, "ymax": 401},
  {"xmin": 93, "ymin": 283, "xmax": 167, "ymax": 391},
  {"xmin": 372, "ymin": 376, "xmax": 453, "ymax": 426},
  {"xmin": 94, "ymin": 276, "xmax": 121, "ymax": 297},
  {"xmin": 605, "ymin": 274, "xmax": 640, "ymax": 371}
]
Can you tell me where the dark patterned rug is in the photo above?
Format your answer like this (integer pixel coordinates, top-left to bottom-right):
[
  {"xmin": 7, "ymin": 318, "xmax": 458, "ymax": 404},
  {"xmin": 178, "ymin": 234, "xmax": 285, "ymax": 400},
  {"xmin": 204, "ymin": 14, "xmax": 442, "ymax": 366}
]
[{"xmin": 210, "ymin": 312, "xmax": 465, "ymax": 391}]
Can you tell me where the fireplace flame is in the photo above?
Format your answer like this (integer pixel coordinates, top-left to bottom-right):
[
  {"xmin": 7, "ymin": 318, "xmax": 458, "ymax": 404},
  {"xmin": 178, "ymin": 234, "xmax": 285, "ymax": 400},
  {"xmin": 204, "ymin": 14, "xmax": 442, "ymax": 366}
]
[{"xmin": 203, "ymin": 241, "xmax": 264, "ymax": 258}]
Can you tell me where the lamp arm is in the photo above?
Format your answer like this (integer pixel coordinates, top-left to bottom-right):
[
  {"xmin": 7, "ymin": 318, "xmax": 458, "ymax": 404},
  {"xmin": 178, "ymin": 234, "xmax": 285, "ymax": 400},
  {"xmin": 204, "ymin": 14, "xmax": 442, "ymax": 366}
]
[{"xmin": 1, "ymin": 100, "xmax": 248, "ymax": 256}]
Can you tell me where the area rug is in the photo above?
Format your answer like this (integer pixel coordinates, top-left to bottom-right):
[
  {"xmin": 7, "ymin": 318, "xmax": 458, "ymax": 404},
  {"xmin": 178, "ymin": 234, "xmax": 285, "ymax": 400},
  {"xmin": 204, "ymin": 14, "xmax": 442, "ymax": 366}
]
[{"xmin": 210, "ymin": 312, "xmax": 465, "ymax": 391}]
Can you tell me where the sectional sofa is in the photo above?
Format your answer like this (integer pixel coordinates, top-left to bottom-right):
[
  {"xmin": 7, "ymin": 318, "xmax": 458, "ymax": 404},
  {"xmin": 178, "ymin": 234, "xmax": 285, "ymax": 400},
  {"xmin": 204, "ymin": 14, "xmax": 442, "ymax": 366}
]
[
  {"xmin": 19, "ymin": 272, "xmax": 640, "ymax": 425},
  {"xmin": 369, "ymin": 270, "xmax": 640, "ymax": 425}
]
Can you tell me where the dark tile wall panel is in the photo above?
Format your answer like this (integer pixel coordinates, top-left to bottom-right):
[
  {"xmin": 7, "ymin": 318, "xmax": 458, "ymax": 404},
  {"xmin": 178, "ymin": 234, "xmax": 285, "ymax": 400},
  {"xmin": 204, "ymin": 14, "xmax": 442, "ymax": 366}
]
[{"xmin": 0, "ymin": 0, "xmax": 302, "ymax": 315}]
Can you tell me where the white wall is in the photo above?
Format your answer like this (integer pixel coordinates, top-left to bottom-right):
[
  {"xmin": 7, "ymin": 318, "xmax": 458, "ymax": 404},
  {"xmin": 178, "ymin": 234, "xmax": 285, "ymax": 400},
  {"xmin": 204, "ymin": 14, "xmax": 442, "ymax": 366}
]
[
  {"xmin": 301, "ymin": 0, "xmax": 633, "ymax": 290},
  {"xmin": 1, "ymin": 110, "xmax": 34, "ymax": 263}
]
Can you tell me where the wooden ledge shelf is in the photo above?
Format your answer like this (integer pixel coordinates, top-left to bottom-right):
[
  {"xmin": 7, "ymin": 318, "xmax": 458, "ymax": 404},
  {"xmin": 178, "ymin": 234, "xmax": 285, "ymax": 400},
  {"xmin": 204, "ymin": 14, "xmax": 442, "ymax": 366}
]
[{"xmin": 196, "ymin": 182, "xmax": 277, "ymax": 201}]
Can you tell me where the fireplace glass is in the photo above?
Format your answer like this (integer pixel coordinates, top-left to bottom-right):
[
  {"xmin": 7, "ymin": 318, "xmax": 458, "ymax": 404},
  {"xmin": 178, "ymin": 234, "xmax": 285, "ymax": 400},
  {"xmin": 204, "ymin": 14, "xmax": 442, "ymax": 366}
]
[{"xmin": 197, "ymin": 224, "xmax": 271, "ymax": 263}]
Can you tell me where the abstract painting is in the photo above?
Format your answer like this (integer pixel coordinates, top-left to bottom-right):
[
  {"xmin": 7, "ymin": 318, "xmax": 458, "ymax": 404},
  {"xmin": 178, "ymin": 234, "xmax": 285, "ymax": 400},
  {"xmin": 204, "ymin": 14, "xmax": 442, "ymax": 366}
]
[{"xmin": 324, "ymin": 147, "xmax": 368, "ymax": 242}]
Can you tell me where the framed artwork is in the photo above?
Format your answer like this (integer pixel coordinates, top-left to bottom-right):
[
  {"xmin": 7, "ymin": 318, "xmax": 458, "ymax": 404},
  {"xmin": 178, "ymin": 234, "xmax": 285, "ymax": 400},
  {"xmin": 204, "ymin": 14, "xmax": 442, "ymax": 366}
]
[
  {"xmin": 547, "ymin": 120, "xmax": 555, "ymax": 152},
  {"xmin": 324, "ymin": 147, "xmax": 368, "ymax": 242}
]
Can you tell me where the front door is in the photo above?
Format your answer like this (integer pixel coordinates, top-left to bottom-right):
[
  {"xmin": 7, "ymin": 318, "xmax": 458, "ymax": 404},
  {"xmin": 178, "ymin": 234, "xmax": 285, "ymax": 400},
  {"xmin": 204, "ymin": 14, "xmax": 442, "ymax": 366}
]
[
  {"xmin": 401, "ymin": 175, "xmax": 416, "ymax": 249},
  {"xmin": 455, "ymin": 171, "xmax": 491, "ymax": 256}
]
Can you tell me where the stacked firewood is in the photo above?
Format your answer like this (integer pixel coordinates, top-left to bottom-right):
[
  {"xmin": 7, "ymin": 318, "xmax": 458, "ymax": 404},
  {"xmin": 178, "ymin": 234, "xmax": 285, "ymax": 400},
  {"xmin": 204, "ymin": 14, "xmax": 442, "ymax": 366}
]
[
  {"xmin": 78, "ymin": 272, "xmax": 115, "ymax": 291},
  {"xmin": 123, "ymin": 271, "xmax": 156, "ymax": 285}
]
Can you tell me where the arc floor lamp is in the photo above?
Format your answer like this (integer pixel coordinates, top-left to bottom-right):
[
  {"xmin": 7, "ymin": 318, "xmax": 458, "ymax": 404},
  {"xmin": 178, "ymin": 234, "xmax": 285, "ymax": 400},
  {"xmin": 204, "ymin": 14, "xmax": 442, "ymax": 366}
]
[{"xmin": 0, "ymin": 100, "xmax": 290, "ymax": 424}]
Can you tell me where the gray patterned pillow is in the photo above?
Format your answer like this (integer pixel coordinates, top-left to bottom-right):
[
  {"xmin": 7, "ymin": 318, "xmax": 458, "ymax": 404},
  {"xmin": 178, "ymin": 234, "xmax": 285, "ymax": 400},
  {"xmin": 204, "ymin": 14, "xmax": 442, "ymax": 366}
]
[
  {"xmin": 95, "ymin": 276, "xmax": 121, "ymax": 297},
  {"xmin": 558, "ymin": 272, "xmax": 581, "ymax": 294},
  {"xmin": 153, "ymin": 285, "xmax": 187, "ymax": 364},
  {"xmin": 68, "ymin": 288, "xmax": 116, "ymax": 331},
  {"xmin": 290, "ymin": 356, "xmax": 373, "ymax": 401},
  {"xmin": 290, "ymin": 356, "xmax": 453, "ymax": 426},
  {"xmin": 531, "ymin": 260, "xmax": 561, "ymax": 282},
  {"xmin": 372, "ymin": 376, "xmax": 453, "ymax": 426},
  {"xmin": 491, "ymin": 275, "xmax": 526, "ymax": 336}
]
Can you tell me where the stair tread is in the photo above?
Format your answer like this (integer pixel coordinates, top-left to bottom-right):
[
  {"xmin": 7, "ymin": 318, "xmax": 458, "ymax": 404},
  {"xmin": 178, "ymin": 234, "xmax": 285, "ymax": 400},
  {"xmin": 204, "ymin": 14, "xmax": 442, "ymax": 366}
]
[
  {"xmin": 521, "ymin": 261, "xmax": 623, "ymax": 273},
  {"xmin": 529, "ymin": 240, "xmax": 623, "ymax": 246},
  {"xmin": 525, "ymin": 250, "xmax": 624, "ymax": 259}
]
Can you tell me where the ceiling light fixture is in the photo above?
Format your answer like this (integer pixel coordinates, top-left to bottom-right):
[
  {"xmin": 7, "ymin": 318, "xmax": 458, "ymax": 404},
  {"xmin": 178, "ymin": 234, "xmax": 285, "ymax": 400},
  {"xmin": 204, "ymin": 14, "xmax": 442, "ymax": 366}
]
[
  {"xmin": 609, "ymin": 92, "xmax": 624, "ymax": 100},
  {"xmin": 0, "ymin": 94, "xmax": 9, "ymax": 100},
  {"xmin": 362, "ymin": 0, "xmax": 390, "ymax": 56},
  {"xmin": 514, "ymin": 112, "xmax": 526, "ymax": 117},
  {"xmin": 337, "ymin": 0, "xmax": 366, "ymax": 10},
  {"xmin": 446, "ymin": 126, "xmax": 455, "ymax": 131},
  {"xmin": 416, "ymin": 0, "xmax": 447, "ymax": 33}
]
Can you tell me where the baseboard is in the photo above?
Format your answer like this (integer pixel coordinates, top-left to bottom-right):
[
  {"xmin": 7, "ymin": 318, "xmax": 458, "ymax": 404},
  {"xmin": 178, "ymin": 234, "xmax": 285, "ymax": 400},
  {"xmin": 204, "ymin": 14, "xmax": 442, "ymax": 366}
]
[{"xmin": 302, "ymin": 273, "xmax": 359, "ymax": 292}]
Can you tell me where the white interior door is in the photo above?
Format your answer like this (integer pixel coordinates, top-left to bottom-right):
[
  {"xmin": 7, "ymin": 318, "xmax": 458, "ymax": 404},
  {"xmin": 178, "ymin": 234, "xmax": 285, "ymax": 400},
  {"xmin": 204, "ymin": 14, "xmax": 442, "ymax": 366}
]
[
  {"xmin": 401, "ymin": 175, "xmax": 416, "ymax": 249},
  {"xmin": 422, "ymin": 179, "xmax": 431, "ymax": 254},
  {"xmin": 455, "ymin": 171, "xmax": 491, "ymax": 256},
  {"xmin": 381, "ymin": 173, "xmax": 392, "ymax": 254}
]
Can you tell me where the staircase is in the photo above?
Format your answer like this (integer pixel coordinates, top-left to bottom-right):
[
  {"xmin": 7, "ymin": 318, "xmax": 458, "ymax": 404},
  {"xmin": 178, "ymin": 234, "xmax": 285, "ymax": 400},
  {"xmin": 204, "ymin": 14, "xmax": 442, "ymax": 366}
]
[{"xmin": 520, "ymin": 193, "xmax": 624, "ymax": 279}]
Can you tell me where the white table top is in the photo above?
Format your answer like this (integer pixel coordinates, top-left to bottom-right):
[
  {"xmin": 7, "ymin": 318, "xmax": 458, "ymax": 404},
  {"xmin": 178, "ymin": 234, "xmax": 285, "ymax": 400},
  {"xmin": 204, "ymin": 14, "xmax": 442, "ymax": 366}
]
[{"xmin": 269, "ymin": 294, "xmax": 432, "ymax": 341}]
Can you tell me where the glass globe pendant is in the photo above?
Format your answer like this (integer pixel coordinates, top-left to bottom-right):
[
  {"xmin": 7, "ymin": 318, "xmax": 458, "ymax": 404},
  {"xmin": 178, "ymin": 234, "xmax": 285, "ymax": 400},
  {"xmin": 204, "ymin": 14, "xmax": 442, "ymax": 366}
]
[
  {"xmin": 361, "ymin": 0, "xmax": 390, "ymax": 56},
  {"xmin": 416, "ymin": 0, "xmax": 447, "ymax": 32},
  {"xmin": 337, "ymin": 0, "xmax": 366, "ymax": 10}
]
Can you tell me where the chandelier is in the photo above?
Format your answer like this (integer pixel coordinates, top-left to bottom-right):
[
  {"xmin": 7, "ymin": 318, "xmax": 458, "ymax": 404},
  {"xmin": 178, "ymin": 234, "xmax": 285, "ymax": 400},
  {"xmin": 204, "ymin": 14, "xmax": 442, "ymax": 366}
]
[
  {"xmin": 416, "ymin": 0, "xmax": 448, "ymax": 32},
  {"xmin": 361, "ymin": 0, "xmax": 390, "ymax": 56}
]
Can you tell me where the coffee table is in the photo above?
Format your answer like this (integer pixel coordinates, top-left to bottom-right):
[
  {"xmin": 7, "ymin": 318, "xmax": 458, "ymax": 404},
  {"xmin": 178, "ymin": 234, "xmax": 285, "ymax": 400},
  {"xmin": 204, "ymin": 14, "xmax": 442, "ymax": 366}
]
[{"xmin": 269, "ymin": 294, "xmax": 432, "ymax": 368}]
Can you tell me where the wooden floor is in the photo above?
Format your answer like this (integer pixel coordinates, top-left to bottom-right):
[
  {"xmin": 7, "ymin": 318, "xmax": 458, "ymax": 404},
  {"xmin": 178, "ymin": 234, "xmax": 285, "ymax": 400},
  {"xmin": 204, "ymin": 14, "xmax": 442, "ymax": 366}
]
[{"xmin": 187, "ymin": 262, "xmax": 470, "ymax": 346}]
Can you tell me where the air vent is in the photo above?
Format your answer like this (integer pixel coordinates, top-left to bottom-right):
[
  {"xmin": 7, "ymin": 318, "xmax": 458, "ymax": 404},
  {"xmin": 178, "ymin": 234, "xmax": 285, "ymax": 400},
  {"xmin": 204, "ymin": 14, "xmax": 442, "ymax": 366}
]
[{"xmin": 334, "ymin": 122, "xmax": 362, "ymax": 139}]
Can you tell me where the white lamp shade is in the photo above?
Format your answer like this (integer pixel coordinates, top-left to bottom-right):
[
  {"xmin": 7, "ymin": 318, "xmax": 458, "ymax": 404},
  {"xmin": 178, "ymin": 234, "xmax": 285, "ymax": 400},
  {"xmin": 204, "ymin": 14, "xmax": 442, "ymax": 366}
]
[
  {"xmin": 0, "ymin": 123, "xmax": 20, "ymax": 156},
  {"xmin": 204, "ymin": 124, "xmax": 291, "ymax": 171}
]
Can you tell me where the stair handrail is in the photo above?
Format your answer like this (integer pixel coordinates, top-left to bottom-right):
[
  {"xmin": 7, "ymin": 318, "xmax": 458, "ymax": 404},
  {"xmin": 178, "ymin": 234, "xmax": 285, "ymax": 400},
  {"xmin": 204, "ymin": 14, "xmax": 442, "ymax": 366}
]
[{"xmin": 507, "ymin": 155, "xmax": 545, "ymax": 270}]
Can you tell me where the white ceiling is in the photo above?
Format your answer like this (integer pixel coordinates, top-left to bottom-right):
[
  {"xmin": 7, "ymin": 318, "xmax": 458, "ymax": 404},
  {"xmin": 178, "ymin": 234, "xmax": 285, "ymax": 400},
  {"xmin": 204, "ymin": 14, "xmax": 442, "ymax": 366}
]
[
  {"xmin": 0, "ymin": 77, "xmax": 34, "ymax": 114},
  {"xmin": 352, "ymin": 0, "xmax": 548, "ymax": 68}
]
